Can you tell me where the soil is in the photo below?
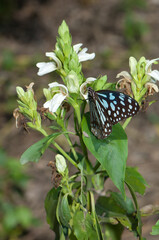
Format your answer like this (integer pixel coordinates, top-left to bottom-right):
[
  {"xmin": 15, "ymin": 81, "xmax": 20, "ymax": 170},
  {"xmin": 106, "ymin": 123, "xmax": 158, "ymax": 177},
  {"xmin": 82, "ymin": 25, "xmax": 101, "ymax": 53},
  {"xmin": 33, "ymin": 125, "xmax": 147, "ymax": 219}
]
[{"xmin": 1, "ymin": 0, "xmax": 159, "ymax": 239}]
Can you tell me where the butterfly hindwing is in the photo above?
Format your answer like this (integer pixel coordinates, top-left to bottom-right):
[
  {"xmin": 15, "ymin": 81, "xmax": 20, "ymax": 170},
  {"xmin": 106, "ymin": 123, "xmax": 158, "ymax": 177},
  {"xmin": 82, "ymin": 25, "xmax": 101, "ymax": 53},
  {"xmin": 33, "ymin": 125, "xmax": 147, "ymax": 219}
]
[
  {"xmin": 89, "ymin": 96, "xmax": 112, "ymax": 139},
  {"xmin": 88, "ymin": 87, "xmax": 139, "ymax": 139}
]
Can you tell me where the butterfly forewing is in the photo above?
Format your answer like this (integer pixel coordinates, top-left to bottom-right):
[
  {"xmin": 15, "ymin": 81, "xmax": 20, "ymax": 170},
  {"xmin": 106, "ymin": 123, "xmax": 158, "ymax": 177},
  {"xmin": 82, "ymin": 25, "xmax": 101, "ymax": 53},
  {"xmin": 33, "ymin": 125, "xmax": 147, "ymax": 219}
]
[
  {"xmin": 96, "ymin": 90, "xmax": 139, "ymax": 125},
  {"xmin": 88, "ymin": 87, "xmax": 139, "ymax": 139}
]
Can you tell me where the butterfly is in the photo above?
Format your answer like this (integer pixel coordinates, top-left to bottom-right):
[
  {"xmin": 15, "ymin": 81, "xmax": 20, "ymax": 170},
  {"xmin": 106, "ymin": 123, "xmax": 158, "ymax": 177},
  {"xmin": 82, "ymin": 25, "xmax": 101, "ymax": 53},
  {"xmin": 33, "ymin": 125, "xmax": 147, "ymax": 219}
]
[{"xmin": 87, "ymin": 87, "xmax": 140, "ymax": 139}]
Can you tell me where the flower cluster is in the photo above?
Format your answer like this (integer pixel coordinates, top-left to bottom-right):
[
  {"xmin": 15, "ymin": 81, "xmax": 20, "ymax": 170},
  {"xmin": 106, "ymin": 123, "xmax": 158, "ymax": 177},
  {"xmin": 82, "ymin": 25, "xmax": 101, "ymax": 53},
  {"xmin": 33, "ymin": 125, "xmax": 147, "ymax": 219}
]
[
  {"xmin": 34, "ymin": 21, "xmax": 99, "ymax": 115},
  {"xmin": 15, "ymin": 21, "xmax": 159, "ymax": 131},
  {"xmin": 117, "ymin": 56, "xmax": 159, "ymax": 105}
]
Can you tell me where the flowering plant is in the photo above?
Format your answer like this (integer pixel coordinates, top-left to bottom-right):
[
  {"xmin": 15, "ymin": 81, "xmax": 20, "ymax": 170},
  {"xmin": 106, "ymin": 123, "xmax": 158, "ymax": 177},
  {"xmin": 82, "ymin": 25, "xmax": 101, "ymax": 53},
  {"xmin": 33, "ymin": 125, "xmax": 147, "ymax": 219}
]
[{"xmin": 14, "ymin": 21, "xmax": 159, "ymax": 239}]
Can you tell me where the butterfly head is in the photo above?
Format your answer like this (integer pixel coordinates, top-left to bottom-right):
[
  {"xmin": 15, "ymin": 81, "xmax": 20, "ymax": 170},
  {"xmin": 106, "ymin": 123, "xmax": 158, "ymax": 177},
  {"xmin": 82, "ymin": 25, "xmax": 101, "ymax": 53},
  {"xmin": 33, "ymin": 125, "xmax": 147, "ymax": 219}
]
[{"xmin": 87, "ymin": 87, "xmax": 97, "ymax": 100}]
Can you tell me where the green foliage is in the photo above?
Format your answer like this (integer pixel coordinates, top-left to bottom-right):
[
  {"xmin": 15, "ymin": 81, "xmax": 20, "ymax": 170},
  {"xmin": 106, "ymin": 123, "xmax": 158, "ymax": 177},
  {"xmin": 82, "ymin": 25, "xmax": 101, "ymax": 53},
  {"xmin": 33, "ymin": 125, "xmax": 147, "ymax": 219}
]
[
  {"xmin": 0, "ymin": 149, "xmax": 28, "ymax": 189},
  {"xmin": 121, "ymin": 0, "xmax": 148, "ymax": 51},
  {"xmin": 104, "ymin": 223, "xmax": 124, "ymax": 240},
  {"xmin": 125, "ymin": 167, "xmax": 148, "ymax": 195},
  {"xmin": 45, "ymin": 187, "xmax": 60, "ymax": 239},
  {"xmin": 96, "ymin": 192, "xmax": 136, "ymax": 231},
  {"xmin": 124, "ymin": 13, "xmax": 148, "ymax": 47},
  {"xmin": 0, "ymin": 149, "xmax": 38, "ymax": 239},
  {"xmin": 20, "ymin": 133, "xmax": 63, "ymax": 164},
  {"xmin": 73, "ymin": 211, "xmax": 98, "ymax": 240},
  {"xmin": 121, "ymin": 0, "xmax": 147, "ymax": 11},
  {"xmin": 151, "ymin": 220, "xmax": 159, "ymax": 235},
  {"xmin": 82, "ymin": 113, "xmax": 128, "ymax": 196},
  {"xmin": 2, "ymin": 50, "xmax": 16, "ymax": 70},
  {"xmin": 15, "ymin": 20, "xmax": 158, "ymax": 239}
]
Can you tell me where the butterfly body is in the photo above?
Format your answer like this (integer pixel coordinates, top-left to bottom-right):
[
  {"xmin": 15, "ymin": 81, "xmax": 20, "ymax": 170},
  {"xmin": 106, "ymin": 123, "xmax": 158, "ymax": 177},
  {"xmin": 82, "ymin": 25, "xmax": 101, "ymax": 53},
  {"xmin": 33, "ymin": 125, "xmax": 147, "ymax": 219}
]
[{"xmin": 87, "ymin": 87, "xmax": 139, "ymax": 139}]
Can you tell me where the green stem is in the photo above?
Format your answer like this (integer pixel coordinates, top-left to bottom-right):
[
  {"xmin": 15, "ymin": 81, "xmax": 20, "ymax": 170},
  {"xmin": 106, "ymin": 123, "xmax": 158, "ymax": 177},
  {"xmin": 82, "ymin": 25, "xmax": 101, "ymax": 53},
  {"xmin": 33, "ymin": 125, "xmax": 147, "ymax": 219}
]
[
  {"xmin": 93, "ymin": 161, "xmax": 101, "ymax": 172},
  {"xmin": 126, "ymin": 182, "xmax": 142, "ymax": 239},
  {"xmin": 53, "ymin": 141, "xmax": 78, "ymax": 168},
  {"xmin": 74, "ymin": 103, "xmax": 82, "ymax": 126},
  {"xmin": 61, "ymin": 124, "xmax": 78, "ymax": 161},
  {"xmin": 65, "ymin": 134, "xmax": 78, "ymax": 161},
  {"xmin": 36, "ymin": 127, "xmax": 78, "ymax": 168},
  {"xmin": 74, "ymin": 104, "xmax": 93, "ymax": 170},
  {"xmin": 122, "ymin": 117, "xmax": 132, "ymax": 130}
]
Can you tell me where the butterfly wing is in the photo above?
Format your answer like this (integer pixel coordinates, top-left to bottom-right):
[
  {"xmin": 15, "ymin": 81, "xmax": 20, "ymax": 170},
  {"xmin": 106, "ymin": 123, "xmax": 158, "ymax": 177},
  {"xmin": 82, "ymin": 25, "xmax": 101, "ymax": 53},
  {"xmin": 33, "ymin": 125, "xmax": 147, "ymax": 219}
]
[
  {"xmin": 88, "ymin": 88, "xmax": 112, "ymax": 139},
  {"xmin": 88, "ymin": 87, "xmax": 140, "ymax": 139},
  {"xmin": 96, "ymin": 90, "xmax": 139, "ymax": 125}
]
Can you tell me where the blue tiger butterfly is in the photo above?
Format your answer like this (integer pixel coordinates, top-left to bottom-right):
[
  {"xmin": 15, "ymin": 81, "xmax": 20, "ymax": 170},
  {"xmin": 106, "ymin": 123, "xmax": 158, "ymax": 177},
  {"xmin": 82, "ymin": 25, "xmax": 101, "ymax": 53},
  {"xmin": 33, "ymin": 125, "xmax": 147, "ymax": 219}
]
[{"xmin": 88, "ymin": 87, "xmax": 140, "ymax": 139}]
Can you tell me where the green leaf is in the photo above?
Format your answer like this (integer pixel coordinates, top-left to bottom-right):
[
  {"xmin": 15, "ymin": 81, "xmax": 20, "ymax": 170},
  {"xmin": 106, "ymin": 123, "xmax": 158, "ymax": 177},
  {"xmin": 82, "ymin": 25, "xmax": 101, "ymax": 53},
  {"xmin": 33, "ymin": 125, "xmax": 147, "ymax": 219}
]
[
  {"xmin": 125, "ymin": 167, "xmax": 148, "ymax": 195},
  {"xmin": 96, "ymin": 193, "xmax": 136, "ymax": 231},
  {"xmin": 93, "ymin": 75, "xmax": 107, "ymax": 91},
  {"xmin": 111, "ymin": 192, "xmax": 135, "ymax": 214},
  {"xmin": 151, "ymin": 220, "xmax": 159, "ymax": 235},
  {"xmin": 20, "ymin": 133, "xmax": 61, "ymax": 164},
  {"xmin": 59, "ymin": 194, "xmax": 72, "ymax": 228},
  {"xmin": 73, "ymin": 211, "xmax": 98, "ymax": 240},
  {"xmin": 96, "ymin": 193, "xmax": 134, "ymax": 218},
  {"xmin": 82, "ymin": 113, "xmax": 128, "ymax": 196},
  {"xmin": 3, "ymin": 205, "xmax": 37, "ymax": 230},
  {"xmin": 45, "ymin": 187, "xmax": 60, "ymax": 239},
  {"xmin": 104, "ymin": 223, "xmax": 124, "ymax": 240}
]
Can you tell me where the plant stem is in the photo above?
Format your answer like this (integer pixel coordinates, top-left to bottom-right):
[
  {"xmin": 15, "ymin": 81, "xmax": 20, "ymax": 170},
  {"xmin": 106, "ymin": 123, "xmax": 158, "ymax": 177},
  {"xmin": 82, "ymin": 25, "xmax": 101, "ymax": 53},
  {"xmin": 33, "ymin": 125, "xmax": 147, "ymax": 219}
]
[
  {"xmin": 65, "ymin": 135, "xmax": 78, "ymax": 161},
  {"xmin": 53, "ymin": 141, "xmax": 78, "ymax": 168},
  {"xmin": 74, "ymin": 105, "xmax": 92, "ymax": 168},
  {"xmin": 37, "ymin": 127, "xmax": 78, "ymax": 168},
  {"xmin": 126, "ymin": 182, "xmax": 142, "ymax": 239}
]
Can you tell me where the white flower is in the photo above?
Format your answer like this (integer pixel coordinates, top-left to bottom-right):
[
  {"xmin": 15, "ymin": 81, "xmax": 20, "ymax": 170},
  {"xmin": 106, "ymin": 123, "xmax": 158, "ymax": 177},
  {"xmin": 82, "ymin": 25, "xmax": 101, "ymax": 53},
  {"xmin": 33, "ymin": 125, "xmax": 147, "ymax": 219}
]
[
  {"xmin": 36, "ymin": 43, "xmax": 95, "ymax": 76},
  {"xmin": 73, "ymin": 43, "xmax": 95, "ymax": 62},
  {"xmin": 145, "ymin": 58, "xmax": 159, "ymax": 82},
  {"xmin": 43, "ymin": 82, "xmax": 68, "ymax": 113},
  {"xmin": 36, "ymin": 52, "xmax": 62, "ymax": 76},
  {"xmin": 147, "ymin": 70, "xmax": 159, "ymax": 82},
  {"xmin": 80, "ymin": 77, "xmax": 97, "ymax": 99}
]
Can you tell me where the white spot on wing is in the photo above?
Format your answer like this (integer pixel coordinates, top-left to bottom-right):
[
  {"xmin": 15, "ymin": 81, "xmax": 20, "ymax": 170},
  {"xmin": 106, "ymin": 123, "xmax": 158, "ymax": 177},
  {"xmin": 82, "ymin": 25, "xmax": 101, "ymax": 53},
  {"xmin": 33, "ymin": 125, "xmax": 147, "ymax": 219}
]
[
  {"xmin": 120, "ymin": 101, "xmax": 125, "ymax": 106},
  {"xmin": 110, "ymin": 102, "xmax": 115, "ymax": 111}
]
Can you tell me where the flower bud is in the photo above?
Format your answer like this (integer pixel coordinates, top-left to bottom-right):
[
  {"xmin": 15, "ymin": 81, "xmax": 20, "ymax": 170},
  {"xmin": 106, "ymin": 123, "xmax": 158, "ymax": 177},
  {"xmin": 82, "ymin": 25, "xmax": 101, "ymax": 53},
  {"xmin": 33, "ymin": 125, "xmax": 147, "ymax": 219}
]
[
  {"xmin": 129, "ymin": 57, "xmax": 137, "ymax": 77},
  {"xmin": 55, "ymin": 154, "xmax": 67, "ymax": 175},
  {"xmin": 66, "ymin": 71, "xmax": 80, "ymax": 93},
  {"xmin": 16, "ymin": 87, "xmax": 25, "ymax": 101},
  {"xmin": 43, "ymin": 88, "xmax": 52, "ymax": 101}
]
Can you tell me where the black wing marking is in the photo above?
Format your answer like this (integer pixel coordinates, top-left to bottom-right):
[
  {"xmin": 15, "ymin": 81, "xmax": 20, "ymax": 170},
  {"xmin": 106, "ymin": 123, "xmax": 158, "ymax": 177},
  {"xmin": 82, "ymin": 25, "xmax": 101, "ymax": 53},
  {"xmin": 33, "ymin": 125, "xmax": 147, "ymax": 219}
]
[
  {"xmin": 96, "ymin": 90, "xmax": 139, "ymax": 125},
  {"xmin": 88, "ymin": 90, "xmax": 112, "ymax": 139}
]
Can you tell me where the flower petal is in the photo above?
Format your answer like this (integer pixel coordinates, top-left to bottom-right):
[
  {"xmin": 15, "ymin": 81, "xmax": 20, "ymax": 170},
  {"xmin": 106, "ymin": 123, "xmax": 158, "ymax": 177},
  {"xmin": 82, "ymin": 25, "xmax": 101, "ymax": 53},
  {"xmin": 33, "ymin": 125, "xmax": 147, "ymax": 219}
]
[
  {"xmin": 79, "ymin": 47, "xmax": 88, "ymax": 54},
  {"xmin": 78, "ymin": 51, "xmax": 95, "ymax": 62},
  {"xmin": 129, "ymin": 56, "xmax": 138, "ymax": 76},
  {"xmin": 73, "ymin": 43, "xmax": 83, "ymax": 53},
  {"xmin": 147, "ymin": 70, "xmax": 159, "ymax": 81},
  {"xmin": 43, "ymin": 93, "xmax": 67, "ymax": 113},
  {"xmin": 85, "ymin": 77, "xmax": 97, "ymax": 83},
  {"xmin": 46, "ymin": 52, "xmax": 62, "ymax": 69},
  {"xmin": 73, "ymin": 43, "xmax": 95, "ymax": 62},
  {"xmin": 80, "ymin": 77, "xmax": 97, "ymax": 99},
  {"xmin": 145, "ymin": 58, "xmax": 159, "ymax": 72},
  {"xmin": 116, "ymin": 71, "xmax": 132, "ymax": 80},
  {"xmin": 48, "ymin": 82, "xmax": 68, "ymax": 94},
  {"xmin": 36, "ymin": 62, "xmax": 57, "ymax": 76}
]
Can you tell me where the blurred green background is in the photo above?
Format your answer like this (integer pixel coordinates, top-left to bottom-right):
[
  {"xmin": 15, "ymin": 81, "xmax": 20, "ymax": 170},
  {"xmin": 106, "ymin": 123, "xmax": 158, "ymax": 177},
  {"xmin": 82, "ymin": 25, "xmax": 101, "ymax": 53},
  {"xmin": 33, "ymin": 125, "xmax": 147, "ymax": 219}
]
[{"xmin": 0, "ymin": 0, "xmax": 159, "ymax": 239}]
